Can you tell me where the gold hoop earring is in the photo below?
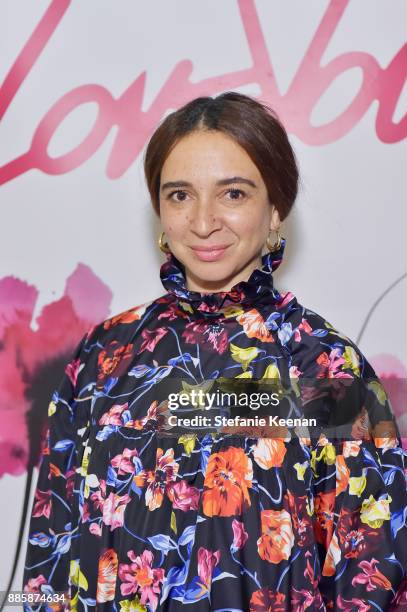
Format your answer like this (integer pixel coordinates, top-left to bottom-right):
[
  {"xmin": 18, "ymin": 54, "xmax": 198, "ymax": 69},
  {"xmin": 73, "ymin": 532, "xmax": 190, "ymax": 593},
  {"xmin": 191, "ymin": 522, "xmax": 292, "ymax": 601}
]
[
  {"xmin": 266, "ymin": 228, "xmax": 283, "ymax": 253},
  {"xmin": 158, "ymin": 231, "xmax": 171, "ymax": 254}
]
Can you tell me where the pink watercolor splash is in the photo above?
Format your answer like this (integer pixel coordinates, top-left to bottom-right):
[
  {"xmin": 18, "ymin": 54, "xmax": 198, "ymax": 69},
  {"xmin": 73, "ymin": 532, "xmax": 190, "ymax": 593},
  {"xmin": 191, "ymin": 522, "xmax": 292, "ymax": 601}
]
[
  {"xmin": 1, "ymin": 270, "xmax": 406, "ymax": 479},
  {"xmin": 369, "ymin": 354, "xmax": 407, "ymax": 452},
  {"xmin": 0, "ymin": 263, "xmax": 112, "ymax": 478}
]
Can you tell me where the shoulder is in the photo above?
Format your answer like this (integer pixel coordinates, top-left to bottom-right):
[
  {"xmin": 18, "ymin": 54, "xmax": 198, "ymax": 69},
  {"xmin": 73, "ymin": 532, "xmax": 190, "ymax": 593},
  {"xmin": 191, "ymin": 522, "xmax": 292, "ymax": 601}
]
[
  {"xmin": 281, "ymin": 299, "xmax": 374, "ymax": 379},
  {"xmin": 73, "ymin": 293, "xmax": 174, "ymax": 383},
  {"xmin": 83, "ymin": 294, "xmax": 171, "ymax": 347},
  {"xmin": 77, "ymin": 294, "xmax": 172, "ymax": 362}
]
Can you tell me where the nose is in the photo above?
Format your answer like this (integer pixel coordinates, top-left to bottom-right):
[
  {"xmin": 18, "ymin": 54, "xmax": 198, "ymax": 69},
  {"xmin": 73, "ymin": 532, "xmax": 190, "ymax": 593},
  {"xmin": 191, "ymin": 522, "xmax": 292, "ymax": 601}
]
[{"xmin": 189, "ymin": 199, "xmax": 221, "ymax": 236}]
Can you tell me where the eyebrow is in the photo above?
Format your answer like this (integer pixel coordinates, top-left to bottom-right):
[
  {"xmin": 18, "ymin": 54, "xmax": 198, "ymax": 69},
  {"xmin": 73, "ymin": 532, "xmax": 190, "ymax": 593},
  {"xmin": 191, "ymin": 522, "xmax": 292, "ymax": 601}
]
[{"xmin": 160, "ymin": 176, "xmax": 258, "ymax": 192}]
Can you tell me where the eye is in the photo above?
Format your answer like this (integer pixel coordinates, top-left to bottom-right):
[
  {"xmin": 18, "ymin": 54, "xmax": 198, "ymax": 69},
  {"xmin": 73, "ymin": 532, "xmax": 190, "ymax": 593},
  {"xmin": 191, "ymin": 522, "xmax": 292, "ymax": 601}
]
[
  {"xmin": 168, "ymin": 190, "xmax": 189, "ymax": 202},
  {"xmin": 225, "ymin": 188, "xmax": 246, "ymax": 200}
]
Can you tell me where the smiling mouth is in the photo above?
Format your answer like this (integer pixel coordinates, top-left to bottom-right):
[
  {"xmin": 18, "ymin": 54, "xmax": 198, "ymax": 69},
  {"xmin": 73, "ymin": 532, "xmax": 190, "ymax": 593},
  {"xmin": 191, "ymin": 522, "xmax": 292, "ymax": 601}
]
[
  {"xmin": 190, "ymin": 245, "xmax": 231, "ymax": 261},
  {"xmin": 190, "ymin": 244, "xmax": 232, "ymax": 251}
]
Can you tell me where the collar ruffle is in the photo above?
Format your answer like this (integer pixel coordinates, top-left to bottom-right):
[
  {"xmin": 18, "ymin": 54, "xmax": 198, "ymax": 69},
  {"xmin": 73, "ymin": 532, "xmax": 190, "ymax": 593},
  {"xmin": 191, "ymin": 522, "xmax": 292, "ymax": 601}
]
[{"xmin": 159, "ymin": 238, "xmax": 286, "ymax": 318}]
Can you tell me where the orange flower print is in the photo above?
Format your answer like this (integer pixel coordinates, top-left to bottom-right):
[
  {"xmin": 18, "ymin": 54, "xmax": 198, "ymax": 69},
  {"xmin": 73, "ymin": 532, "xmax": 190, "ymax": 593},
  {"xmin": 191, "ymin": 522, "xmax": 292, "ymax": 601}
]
[
  {"xmin": 252, "ymin": 438, "xmax": 287, "ymax": 469},
  {"xmin": 118, "ymin": 549, "xmax": 165, "ymax": 611},
  {"xmin": 103, "ymin": 303, "xmax": 149, "ymax": 329},
  {"xmin": 313, "ymin": 490, "xmax": 336, "ymax": 550},
  {"xmin": 96, "ymin": 341, "xmax": 134, "ymax": 389},
  {"xmin": 249, "ymin": 587, "xmax": 286, "ymax": 611},
  {"xmin": 321, "ymin": 532, "xmax": 341, "ymax": 577},
  {"xmin": 96, "ymin": 548, "xmax": 118, "ymax": 603},
  {"xmin": 336, "ymin": 454, "xmax": 350, "ymax": 496},
  {"xmin": 257, "ymin": 509, "xmax": 294, "ymax": 564},
  {"xmin": 236, "ymin": 309, "xmax": 275, "ymax": 342},
  {"xmin": 124, "ymin": 399, "xmax": 163, "ymax": 430},
  {"xmin": 284, "ymin": 491, "xmax": 314, "ymax": 548},
  {"xmin": 202, "ymin": 447, "xmax": 253, "ymax": 517}
]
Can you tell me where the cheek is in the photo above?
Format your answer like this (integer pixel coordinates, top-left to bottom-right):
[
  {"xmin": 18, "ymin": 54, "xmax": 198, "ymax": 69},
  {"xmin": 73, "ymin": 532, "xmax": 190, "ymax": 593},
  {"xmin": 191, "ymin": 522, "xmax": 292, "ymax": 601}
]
[
  {"xmin": 228, "ymin": 212, "xmax": 263, "ymax": 234},
  {"xmin": 165, "ymin": 220, "xmax": 187, "ymax": 238}
]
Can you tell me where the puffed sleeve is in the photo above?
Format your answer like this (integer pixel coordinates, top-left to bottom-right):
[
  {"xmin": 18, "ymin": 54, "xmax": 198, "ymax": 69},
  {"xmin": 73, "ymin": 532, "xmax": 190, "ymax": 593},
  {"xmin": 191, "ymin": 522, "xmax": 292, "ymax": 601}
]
[
  {"xmin": 22, "ymin": 332, "xmax": 89, "ymax": 607},
  {"xmin": 307, "ymin": 334, "xmax": 407, "ymax": 610}
]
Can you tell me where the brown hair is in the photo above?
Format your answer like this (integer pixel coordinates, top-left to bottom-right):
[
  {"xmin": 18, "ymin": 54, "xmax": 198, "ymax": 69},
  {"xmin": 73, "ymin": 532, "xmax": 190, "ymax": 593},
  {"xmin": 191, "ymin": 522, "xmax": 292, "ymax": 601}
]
[{"xmin": 143, "ymin": 91, "xmax": 300, "ymax": 221}]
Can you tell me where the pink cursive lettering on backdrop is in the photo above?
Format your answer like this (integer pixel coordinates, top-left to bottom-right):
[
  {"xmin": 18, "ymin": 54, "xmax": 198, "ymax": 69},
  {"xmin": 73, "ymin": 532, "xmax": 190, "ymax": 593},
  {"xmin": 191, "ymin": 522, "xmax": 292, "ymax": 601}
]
[{"xmin": 0, "ymin": 0, "xmax": 405, "ymax": 185}]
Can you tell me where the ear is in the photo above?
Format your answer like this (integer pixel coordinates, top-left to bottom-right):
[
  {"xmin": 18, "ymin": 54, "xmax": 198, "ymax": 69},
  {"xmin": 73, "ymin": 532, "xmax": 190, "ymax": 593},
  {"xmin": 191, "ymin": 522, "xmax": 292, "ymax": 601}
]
[{"xmin": 269, "ymin": 206, "xmax": 281, "ymax": 231}]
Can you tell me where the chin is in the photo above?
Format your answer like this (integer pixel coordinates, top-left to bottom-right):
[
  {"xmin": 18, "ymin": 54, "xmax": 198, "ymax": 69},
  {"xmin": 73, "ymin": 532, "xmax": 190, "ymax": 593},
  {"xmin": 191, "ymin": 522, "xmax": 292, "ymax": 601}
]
[{"xmin": 189, "ymin": 262, "xmax": 236, "ymax": 286}]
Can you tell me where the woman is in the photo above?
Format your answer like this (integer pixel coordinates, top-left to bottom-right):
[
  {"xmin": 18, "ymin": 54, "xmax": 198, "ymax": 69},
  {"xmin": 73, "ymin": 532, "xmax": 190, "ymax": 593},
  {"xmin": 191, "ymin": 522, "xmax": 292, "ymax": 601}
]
[{"xmin": 22, "ymin": 93, "xmax": 407, "ymax": 611}]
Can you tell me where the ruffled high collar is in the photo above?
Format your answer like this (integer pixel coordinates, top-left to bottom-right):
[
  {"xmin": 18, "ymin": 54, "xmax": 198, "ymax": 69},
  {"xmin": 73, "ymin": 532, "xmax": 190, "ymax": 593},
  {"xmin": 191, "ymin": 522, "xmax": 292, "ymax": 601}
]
[{"xmin": 159, "ymin": 238, "xmax": 286, "ymax": 318}]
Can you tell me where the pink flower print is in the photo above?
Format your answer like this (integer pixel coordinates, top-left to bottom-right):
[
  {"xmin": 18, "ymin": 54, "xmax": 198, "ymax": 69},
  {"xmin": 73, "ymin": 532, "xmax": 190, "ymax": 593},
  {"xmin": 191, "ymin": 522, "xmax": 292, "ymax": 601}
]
[
  {"xmin": 143, "ymin": 448, "xmax": 179, "ymax": 511},
  {"xmin": 99, "ymin": 402, "xmax": 129, "ymax": 426},
  {"xmin": 118, "ymin": 549, "xmax": 165, "ymax": 610},
  {"xmin": 65, "ymin": 356, "xmax": 82, "ymax": 387},
  {"xmin": 231, "ymin": 519, "xmax": 248, "ymax": 551},
  {"xmin": 293, "ymin": 318, "xmax": 313, "ymax": 342},
  {"xmin": 166, "ymin": 479, "xmax": 200, "ymax": 511},
  {"xmin": 138, "ymin": 327, "xmax": 168, "ymax": 353},
  {"xmin": 32, "ymin": 489, "xmax": 51, "ymax": 519},
  {"xmin": 197, "ymin": 546, "xmax": 221, "ymax": 589},
  {"xmin": 23, "ymin": 574, "xmax": 47, "ymax": 593},
  {"xmin": 111, "ymin": 447, "xmax": 140, "ymax": 475},
  {"xmin": 102, "ymin": 492, "xmax": 131, "ymax": 531},
  {"xmin": 351, "ymin": 558, "xmax": 392, "ymax": 592}
]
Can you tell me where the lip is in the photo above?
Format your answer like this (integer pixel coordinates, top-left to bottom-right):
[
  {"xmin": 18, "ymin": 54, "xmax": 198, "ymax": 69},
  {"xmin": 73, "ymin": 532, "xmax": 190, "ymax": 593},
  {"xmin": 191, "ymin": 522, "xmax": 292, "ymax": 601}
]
[
  {"xmin": 190, "ymin": 244, "xmax": 231, "ymax": 262},
  {"xmin": 191, "ymin": 244, "xmax": 231, "ymax": 252}
]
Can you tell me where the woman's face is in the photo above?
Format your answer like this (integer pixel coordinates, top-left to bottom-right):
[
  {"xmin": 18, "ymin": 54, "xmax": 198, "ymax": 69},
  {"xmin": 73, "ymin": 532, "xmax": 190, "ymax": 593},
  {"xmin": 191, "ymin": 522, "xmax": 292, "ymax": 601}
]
[{"xmin": 159, "ymin": 130, "xmax": 280, "ymax": 293}]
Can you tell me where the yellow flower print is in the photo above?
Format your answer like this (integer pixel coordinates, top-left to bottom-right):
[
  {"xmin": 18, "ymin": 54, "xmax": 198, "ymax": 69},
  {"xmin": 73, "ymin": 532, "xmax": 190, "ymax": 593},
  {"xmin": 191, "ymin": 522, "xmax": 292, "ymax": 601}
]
[
  {"xmin": 319, "ymin": 443, "xmax": 337, "ymax": 465},
  {"xmin": 293, "ymin": 461, "xmax": 308, "ymax": 481},
  {"xmin": 368, "ymin": 380, "xmax": 388, "ymax": 406},
  {"xmin": 119, "ymin": 596, "xmax": 147, "ymax": 611},
  {"xmin": 310, "ymin": 443, "xmax": 336, "ymax": 477},
  {"xmin": 76, "ymin": 445, "xmax": 92, "ymax": 478},
  {"xmin": 262, "ymin": 363, "xmax": 286, "ymax": 397},
  {"xmin": 235, "ymin": 371, "xmax": 253, "ymax": 378},
  {"xmin": 222, "ymin": 304, "xmax": 245, "ymax": 318},
  {"xmin": 230, "ymin": 343, "xmax": 259, "ymax": 372},
  {"xmin": 170, "ymin": 510, "xmax": 177, "ymax": 534},
  {"xmin": 48, "ymin": 400, "xmax": 56, "ymax": 417},
  {"xmin": 306, "ymin": 496, "xmax": 314, "ymax": 517},
  {"xmin": 178, "ymin": 433, "xmax": 197, "ymax": 456},
  {"xmin": 262, "ymin": 364, "xmax": 280, "ymax": 379},
  {"xmin": 84, "ymin": 473, "xmax": 100, "ymax": 499},
  {"xmin": 179, "ymin": 301, "xmax": 194, "ymax": 314},
  {"xmin": 70, "ymin": 559, "xmax": 88, "ymax": 590},
  {"xmin": 348, "ymin": 472, "xmax": 367, "ymax": 497},
  {"xmin": 360, "ymin": 493, "xmax": 392, "ymax": 528},
  {"xmin": 342, "ymin": 346, "xmax": 360, "ymax": 376}
]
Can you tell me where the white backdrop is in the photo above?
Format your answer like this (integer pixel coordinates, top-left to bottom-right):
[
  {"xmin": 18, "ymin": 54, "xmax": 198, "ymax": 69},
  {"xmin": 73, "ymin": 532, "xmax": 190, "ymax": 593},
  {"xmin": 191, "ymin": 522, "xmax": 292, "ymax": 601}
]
[{"xmin": 1, "ymin": 0, "xmax": 406, "ymax": 596}]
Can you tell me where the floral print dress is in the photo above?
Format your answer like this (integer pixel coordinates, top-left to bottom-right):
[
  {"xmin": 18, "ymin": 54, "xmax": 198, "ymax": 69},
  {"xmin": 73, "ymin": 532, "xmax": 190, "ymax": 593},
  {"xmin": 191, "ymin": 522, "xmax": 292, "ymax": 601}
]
[{"xmin": 23, "ymin": 238, "xmax": 407, "ymax": 611}]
